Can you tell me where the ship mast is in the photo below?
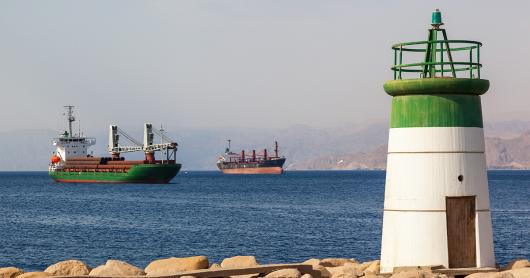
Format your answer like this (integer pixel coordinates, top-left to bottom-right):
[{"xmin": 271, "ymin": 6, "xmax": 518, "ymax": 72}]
[{"xmin": 64, "ymin": 105, "xmax": 75, "ymax": 138}]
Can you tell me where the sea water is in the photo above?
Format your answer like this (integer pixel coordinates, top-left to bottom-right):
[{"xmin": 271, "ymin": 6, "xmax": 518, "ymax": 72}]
[{"xmin": 0, "ymin": 171, "xmax": 528, "ymax": 270}]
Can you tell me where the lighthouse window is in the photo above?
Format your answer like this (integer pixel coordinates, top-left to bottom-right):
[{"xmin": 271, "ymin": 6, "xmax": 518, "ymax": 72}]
[{"xmin": 458, "ymin": 175, "xmax": 464, "ymax": 182}]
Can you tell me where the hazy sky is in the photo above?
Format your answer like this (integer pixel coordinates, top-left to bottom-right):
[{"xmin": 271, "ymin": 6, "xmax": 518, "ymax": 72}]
[{"xmin": 1, "ymin": 1, "xmax": 529, "ymax": 133}]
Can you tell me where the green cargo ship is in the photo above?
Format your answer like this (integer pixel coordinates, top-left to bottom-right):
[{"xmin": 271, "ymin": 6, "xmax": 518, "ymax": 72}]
[
  {"xmin": 49, "ymin": 106, "xmax": 181, "ymax": 183},
  {"xmin": 49, "ymin": 162, "xmax": 181, "ymax": 183}
]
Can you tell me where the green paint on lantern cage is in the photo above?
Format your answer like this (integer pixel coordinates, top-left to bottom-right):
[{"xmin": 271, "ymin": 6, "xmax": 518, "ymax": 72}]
[
  {"xmin": 384, "ymin": 78, "xmax": 489, "ymax": 97},
  {"xmin": 390, "ymin": 94, "xmax": 483, "ymax": 128}
]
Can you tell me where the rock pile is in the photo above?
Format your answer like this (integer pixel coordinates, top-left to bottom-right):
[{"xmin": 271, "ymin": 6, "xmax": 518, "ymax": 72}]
[
  {"xmin": 221, "ymin": 256, "xmax": 259, "ymax": 269},
  {"xmin": 0, "ymin": 267, "xmax": 24, "ymax": 278},
  {"xmin": 0, "ymin": 257, "xmax": 529, "ymax": 278},
  {"xmin": 44, "ymin": 260, "xmax": 90, "ymax": 276},
  {"xmin": 302, "ymin": 258, "xmax": 380, "ymax": 278},
  {"xmin": 144, "ymin": 256, "xmax": 209, "ymax": 276},
  {"xmin": 89, "ymin": 260, "xmax": 145, "ymax": 276}
]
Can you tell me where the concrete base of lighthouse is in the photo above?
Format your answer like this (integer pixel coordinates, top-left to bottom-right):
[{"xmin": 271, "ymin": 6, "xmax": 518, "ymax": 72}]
[{"xmin": 380, "ymin": 127, "xmax": 495, "ymax": 273}]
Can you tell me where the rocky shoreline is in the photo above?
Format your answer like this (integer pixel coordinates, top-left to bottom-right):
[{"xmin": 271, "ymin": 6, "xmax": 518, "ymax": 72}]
[{"xmin": 1, "ymin": 256, "xmax": 529, "ymax": 278}]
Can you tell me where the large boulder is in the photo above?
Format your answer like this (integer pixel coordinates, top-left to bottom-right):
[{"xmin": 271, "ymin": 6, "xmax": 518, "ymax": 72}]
[
  {"xmin": 221, "ymin": 256, "xmax": 260, "ymax": 278},
  {"xmin": 302, "ymin": 259, "xmax": 321, "ymax": 267},
  {"xmin": 465, "ymin": 272, "xmax": 517, "ymax": 278},
  {"xmin": 16, "ymin": 273, "xmax": 51, "ymax": 278},
  {"xmin": 390, "ymin": 270, "xmax": 439, "ymax": 278},
  {"xmin": 220, "ymin": 256, "xmax": 259, "ymax": 269},
  {"xmin": 326, "ymin": 265, "xmax": 362, "ymax": 278},
  {"xmin": 492, "ymin": 273, "xmax": 515, "ymax": 278},
  {"xmin": 363, "ymin": 261, "xmax": 380, "ymax": 275},
  {"xmin": 504, "ymin": 268, "xmax": 530, "ymax": 278},
  {"xmin": 89, "ymin": 266, "xmax": 107, "ymax": 276},
  {"xmin": 264, "ymin": 269, "xmax": 302, "ymax": 278},
  {"xmin": 44, "ymin": 260, "xmax": 91, "ymax": 276},
  {"xmin": 44, "ymin": 260, "xmax": 90, "ymax": 276},
  {"xmin": 355, "ymin": 262, "xmax": 373, "ymax": 272},
  {"xmin": 504, "ymin": 259, "xmax": 530, "ymax": 270},
  {"xmin": 89, "ymin": 260, "xmax": 145, "ymax": 276},
  {"xmin": 320, "ymin": 259, "xmax": 358, "ymax": 268},
  {"xmin": 314, "ymin": 265, "xmax": 332, "ymax": 278},
  {"xmin": 466, "ymin": 269, "xmax": 530, "ymax": 278},
  {"xmin": 364, "ymin": 275, "xmax": 386, "ymax": 278},
  {"xmin": 465, "ymin": 273, "xmax": 495, "ymax": 278},
  {"xmin": 300, "ymin": 259, "xmax": 331, "ymax": 278},
  {"xmin": 0, "ymin": 267, "xmax": 24, "ymax": 278},
  {"xmin": 145, "ymin": 256, "xmax": 209, "ymax": 276}
]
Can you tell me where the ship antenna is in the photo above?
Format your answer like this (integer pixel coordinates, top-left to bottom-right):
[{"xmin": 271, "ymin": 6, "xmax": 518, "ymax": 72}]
[
  {"xmin": 160, "ymin": 125, "xmax": 165, "ymax": 143},
  {"xmin": 274, "ymin": 141, "xmax": 279, "ymax": 157},
  {"xmin": 64, "ymin": 105, "xmax": 75, "ymax": 137}
]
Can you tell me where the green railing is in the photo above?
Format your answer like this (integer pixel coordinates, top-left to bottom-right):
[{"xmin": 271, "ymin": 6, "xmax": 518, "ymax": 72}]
[{"xmin": 391, "ymin": 39, "xmax": 482, "ymax": 80}]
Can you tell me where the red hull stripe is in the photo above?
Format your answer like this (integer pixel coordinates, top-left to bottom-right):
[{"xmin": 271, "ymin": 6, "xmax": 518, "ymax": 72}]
[{"xmin": 221, "ymin": 167, "xmax": 283, "ymax": 175}]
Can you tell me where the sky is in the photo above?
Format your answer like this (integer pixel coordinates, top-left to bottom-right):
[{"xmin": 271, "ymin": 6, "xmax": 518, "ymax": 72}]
[{"xmin": 1, "ymin": 0, "xmax": 529, "ymax": 133}]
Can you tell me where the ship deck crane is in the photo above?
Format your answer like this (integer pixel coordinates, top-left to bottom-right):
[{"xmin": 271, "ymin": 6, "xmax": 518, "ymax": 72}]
[{"xmin": 108, "ymin": 123, "xmax": 178, "ymax": 162}]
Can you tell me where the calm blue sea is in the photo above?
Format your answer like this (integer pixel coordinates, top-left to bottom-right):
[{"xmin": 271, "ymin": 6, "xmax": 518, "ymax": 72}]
[{"xmin": 0, "ymin": 171, "xmax": 528, "ymax": 271}]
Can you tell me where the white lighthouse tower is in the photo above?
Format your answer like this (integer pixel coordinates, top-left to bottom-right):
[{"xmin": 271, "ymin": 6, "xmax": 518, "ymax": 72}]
[{"xmin": 380, "ymin": 10, "xmax": 495, "ymax": 273}]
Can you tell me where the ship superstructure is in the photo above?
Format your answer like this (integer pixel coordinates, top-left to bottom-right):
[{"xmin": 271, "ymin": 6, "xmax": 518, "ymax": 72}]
[
  {"xmin": 49, "ymin": 106, "xmax": 181, "ymax": 183},
  {"xmin": 50, "ymin": 106, "xmax": 96, "ymax": 164},
  {"xmin": 217, "ymin": 140, "xmax": 286, "ymax": 174}
]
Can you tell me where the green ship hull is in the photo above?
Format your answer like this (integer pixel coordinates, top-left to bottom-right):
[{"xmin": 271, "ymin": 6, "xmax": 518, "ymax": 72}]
[{"xmin": 49, "ymin": 163, "xmax": 182, "ymax": 183}]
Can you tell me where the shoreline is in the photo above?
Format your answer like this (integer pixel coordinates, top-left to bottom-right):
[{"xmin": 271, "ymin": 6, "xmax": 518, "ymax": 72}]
[{"xmin": 2, "ymin": 256, "xmax": 529, "ymax": 278}]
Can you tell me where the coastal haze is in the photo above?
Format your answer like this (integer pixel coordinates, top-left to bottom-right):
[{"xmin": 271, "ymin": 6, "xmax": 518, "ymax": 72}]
[
  {"xmin": 1, "ymin": 1, "xmax": 530, "ymax": 170},
  {"xmin": 3, "ymin": 120, "xmax": 530, "ymax": 171}
]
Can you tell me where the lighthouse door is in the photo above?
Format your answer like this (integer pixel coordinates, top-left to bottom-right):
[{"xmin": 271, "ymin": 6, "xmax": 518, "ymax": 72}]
[{"xmin": 446, "ymin": 196, "xmax": 477, "ymax": 268}]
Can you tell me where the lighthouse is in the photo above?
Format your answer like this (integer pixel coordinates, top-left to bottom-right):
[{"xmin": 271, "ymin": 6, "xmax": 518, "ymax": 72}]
[{"xmin": 380, "ymin": 10, "xmax": 495, "ymax": 273}]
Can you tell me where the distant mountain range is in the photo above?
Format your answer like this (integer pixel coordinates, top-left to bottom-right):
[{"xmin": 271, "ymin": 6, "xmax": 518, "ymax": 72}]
[
  {"xmin": 292, "ymin": 131, "xmax": 530, "ymax": 170},
  {"xmin": 1, "ymin": 121, "xmax": 530, "ymax": 171}
]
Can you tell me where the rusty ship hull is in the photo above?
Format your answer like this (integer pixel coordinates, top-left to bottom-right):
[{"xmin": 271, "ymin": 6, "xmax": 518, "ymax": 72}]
[{"xmin": 217, "ymin": 158, "xmax": 285, "ymax": 175}]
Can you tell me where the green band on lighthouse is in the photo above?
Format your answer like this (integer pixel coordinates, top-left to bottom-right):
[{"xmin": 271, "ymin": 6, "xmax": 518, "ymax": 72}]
[{"xmin": 390, "ymin": 94, "xmax": 483, "ymax": 128}]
